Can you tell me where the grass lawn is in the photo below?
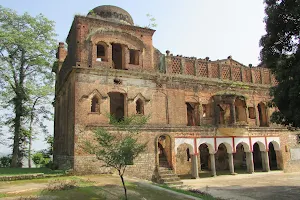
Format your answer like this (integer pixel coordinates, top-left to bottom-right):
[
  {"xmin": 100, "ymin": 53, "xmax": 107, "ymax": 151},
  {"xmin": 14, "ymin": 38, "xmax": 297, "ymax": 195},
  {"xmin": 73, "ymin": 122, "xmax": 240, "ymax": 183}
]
[
  {"xmin": 0, "ymin": 175, "xmax": 214, "ymax": 200},
  {"xmin": 0, "ymin": 167, "xmax": 64, "ymax": 176}
]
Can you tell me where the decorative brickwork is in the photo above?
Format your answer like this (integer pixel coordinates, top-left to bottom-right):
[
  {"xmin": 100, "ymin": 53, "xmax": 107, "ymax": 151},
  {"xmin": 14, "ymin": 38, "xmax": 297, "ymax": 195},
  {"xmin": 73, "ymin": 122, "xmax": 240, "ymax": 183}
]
[
  {"xmin": 263, "ymin": 69, "xmax": 271, "ymax": 84},
  {"xmin": 221, "ymin": 65, "xmax": 231, "ymax": 80},
  {"xmin": 185, "ymin": 59, "xmax": 195, "ymax": 75},
  {"xmin": 210, "ymin": 64, "xmax": 219, "ymax": 78},
  {"xmin": 253, "ymin": 69, "xmax": 262, "ymax": 84},
  {"xmin": 232, "ymin": 66, "xmax": 242, "ymax": 82},
  {"xmin": 197, "ymin": 61, "xmax": 208, "ymax": 77},
  {"xmin": 244, "ymin": 68, "xmax": 252, "ymax": 83},
  {"xmin": 170, "ymin": 57, "xmax": 182, "ymax": 74}
]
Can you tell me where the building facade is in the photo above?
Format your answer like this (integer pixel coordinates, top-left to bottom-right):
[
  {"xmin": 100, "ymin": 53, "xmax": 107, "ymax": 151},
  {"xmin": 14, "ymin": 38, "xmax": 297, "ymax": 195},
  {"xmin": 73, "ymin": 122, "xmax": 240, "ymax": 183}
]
[{"xmin": 53, "ymin": 5, "xmax": 300, "ymax": 181}]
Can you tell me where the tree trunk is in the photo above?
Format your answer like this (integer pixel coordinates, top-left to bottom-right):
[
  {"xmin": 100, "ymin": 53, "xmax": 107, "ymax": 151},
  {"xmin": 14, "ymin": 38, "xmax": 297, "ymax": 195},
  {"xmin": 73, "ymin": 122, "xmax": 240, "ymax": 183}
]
[
  {"xmin": 11, "ymin": 98, "xmax": 22, "ymax": 167},
  {"xmin": 119, "ymin": 171, "xmax": 128, "ymax": 200}
]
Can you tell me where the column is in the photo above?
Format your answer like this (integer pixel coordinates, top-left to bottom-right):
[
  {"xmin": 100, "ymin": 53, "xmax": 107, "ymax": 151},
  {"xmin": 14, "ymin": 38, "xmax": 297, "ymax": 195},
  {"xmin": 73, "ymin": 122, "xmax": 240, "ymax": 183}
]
[
  {"xmin": 228, "ymin": 153, "xmax": 235, "ymax": 174},
  {"xmin": 246, "ymin": 152, "xmax": 254, "ymax": 173},
  {"xmin": 210, "ymin": 154, "xmax": 217, "ymax": 177},
  {"xmin": 262, "ymin": 151, "xmax": 270, "ymax": 172},
  {"xmin": 191, "ymin": 154, "xmax": 199, "ymax": 179},
  {"xmin": 230, "ymin": 103, "xmax": 236, "ymax": 125},
  {"xmin": 254, "ymin": 102, "xmax": 260, "ymax": 126}
]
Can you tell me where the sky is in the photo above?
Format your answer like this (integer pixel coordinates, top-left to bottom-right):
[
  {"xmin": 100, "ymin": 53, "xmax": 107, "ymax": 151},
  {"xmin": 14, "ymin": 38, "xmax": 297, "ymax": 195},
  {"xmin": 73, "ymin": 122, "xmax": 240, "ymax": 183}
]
[{"xmin": 0, "ymin": 0, "xmax": 267, "ymax": 155}]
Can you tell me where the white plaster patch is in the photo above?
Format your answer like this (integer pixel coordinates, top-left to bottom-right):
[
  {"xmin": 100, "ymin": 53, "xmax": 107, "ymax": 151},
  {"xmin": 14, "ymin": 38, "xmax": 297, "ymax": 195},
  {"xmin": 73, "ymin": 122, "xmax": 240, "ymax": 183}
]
[
  {"xmin": 234, "ymin": 138, "xmax": 251, "ymax": 152},
  {"xmin": 290, "ymin": 148, "xmax": 300, "ymax": 161},
  {"xmin": 266, "ymin": 137, "xmax": 281, "ymax": 151},
  {"xmin": 196, "ymin": 138, "xmax": 215, "ymax": 154},
  {"xmin": 175, "ymin": 138, "xmax": 194, "ymax": 154},
  {"xmin": 251, "ymin": 137, "xmax": 266, "ymax": 151},
  {"xmin": 216, "ymin": 138, "xmax": 233, "ymax": 153}
]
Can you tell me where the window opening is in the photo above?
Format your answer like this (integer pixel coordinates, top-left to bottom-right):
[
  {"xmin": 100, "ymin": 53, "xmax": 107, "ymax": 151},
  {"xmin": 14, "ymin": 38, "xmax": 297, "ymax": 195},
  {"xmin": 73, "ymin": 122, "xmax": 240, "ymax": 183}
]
[
  {"xmin": 91, "ymin": 96, "xmax": 100, "ymax": 113},
  {"xmin": 136, "ymin": 99, "xmax": 144, "ymax": 115},
  {"xmin": 129, "ymin": 49, "xmax": 139, "ymax": 65}
]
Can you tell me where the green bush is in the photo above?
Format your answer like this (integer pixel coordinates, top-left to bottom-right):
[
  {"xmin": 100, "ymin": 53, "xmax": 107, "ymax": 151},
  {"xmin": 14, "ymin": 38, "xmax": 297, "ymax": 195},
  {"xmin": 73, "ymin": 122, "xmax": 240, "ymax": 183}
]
[{"xmin": 0, "ymin": 156, "xmax": 12, "ymax": 168}]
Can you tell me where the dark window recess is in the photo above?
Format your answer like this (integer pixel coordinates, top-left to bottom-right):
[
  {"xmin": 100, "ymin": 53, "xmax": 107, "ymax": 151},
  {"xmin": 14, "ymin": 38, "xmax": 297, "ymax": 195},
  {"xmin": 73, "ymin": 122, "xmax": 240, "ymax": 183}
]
[
  {"xmin": 91, "ymin": 97, "xmax": 100, "ymax": 113},
  {"xmin": 129, "ymin": 49, "xmax": 139, "ymax": 65},
  {"xmin": 136, "ymin": 99, "xmax": 144, "ymax": 115},
  {"xmin": 248, "ymin": 107, "xmax": 256, "ymax": 119},
  {"xmin": 297, "ymin": 134, "xmax": 300, "ymax": 144},
  {"xmin": 186, "ymin": 148, "xmax": 191, "ymax": 161},
  {"xmin": 96, "ymin": 44, "xmax": 106, "ymax": 61}
]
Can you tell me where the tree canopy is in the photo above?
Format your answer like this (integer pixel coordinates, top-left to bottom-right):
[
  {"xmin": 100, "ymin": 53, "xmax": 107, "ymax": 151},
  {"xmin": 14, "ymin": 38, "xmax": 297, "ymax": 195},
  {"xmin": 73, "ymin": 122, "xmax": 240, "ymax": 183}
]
[
  {"xmin": 260, "ymin": 0, "xmax": 300, "ymax": 128},
  {"xmin": 0, "ymin": 6, "xmax": 57, "ymax": 167}
]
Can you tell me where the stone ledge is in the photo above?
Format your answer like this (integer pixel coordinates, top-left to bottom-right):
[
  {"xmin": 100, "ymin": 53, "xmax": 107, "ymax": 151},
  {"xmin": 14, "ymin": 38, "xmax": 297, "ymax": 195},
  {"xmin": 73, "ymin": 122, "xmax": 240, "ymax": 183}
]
[{"xmin": 0, "ymin": 173, "xmax": 64, "ymax": 181}]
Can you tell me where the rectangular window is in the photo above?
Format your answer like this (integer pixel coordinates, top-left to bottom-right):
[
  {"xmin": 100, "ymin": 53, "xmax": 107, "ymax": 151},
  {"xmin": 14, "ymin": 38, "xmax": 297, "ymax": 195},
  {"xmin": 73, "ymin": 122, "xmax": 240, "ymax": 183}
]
[
  {"xmin": 129, "ymin": 49, "xmax": 139, "ymax": 65},
  {"xmin": 248, "ymin": 107, "xmax": 256, "ymax": 119}
]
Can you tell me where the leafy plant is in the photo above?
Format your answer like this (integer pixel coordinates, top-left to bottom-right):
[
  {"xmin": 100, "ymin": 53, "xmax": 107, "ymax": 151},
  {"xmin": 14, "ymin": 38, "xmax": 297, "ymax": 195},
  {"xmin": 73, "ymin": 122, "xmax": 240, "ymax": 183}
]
[{"xmin": 82, "ymin": 114, "xmax": 149, "ymax": 200}]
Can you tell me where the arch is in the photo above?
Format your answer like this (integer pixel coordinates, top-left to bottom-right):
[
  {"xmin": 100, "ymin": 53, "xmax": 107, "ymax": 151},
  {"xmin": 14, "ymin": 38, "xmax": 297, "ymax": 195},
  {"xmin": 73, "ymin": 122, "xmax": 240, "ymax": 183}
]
[
  {"xmin": 266, "ymin": 137, "xmax": 280, "ymax": 151},
  {"xmin": 199, "ymin": 143, "xmax": 210, "ymax": 170},
  {"xmin": 215, "ymin": 143, "xmax": 230, "ymax": 171},
  {"xmin": 96, "ymin": 41, "xmax": 108, "ymax": 62},
  {"xmin": 234, "ymin": 143, "xmax": 247, "ymax": 170},
  {"xmin": 234, "ymin": 138, "xmax": 251, "ymax": 152},
  {"xmin": 197, "ymin": 138, "xmax": 215, "ymax": 154},
  {"xmin": 157, "ymin": 134, "xmax": 172, "ymax": 169},
  {"xmin": 253, "ymin": 142, "xmax": 263, "ymax": 171},
  {"xmin": 88, "ymin": 29, "xmax": 146, "ymax": 50},
  {"xmin": 268, "ymin": 142, "xmax": 278, "ymax": 170},
  {"xmin": 80, "ymin": 89, "xmax": 108, "ymax": 102},
  {"xmin": 136, "ymin": 98, "xmax": 144, "ymax": 115},
  {"xmin": 251, "ymin": 138, "xmax": 266, "ymax": 151},
  {"xmin": 235, "ymin": 142, "xmax": 250, "ymax": 152},
  {"xmin": 216, "ymin": 138, "xmax": 233, "ymax": 153},
  {"xmin": 175, "ymin": 138, "xmax": 194, "ymax": 154},
  {"xmin": 91, "ymin": 96, "xmax": 100, "ymax": 113},
  {"xmin": 258, "ymin": 102, "xmax": 268, "ymax": 127}
]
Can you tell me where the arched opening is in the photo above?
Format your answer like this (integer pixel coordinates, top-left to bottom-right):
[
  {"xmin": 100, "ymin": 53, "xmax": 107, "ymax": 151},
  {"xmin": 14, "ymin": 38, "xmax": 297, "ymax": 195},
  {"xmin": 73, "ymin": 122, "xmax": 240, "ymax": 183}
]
[
  {"xmin": 175, "ymin": 143, "xmax": 193, "ymax": 175},
  {"xmin": 136, "ymin": 98, "xmax": 144, "ymax": 115},
  {"xmin": 215, "ymin": 143, "xmax": 229, "ymax": 172},
  {"xmin": 258, "ymin": 102, "xmax": 268, "ymax": 127},
  {"xmin": 96, "ymin": 43, "xmax": 107, "ymax": 62},
  {"xmin": 158, "ymin": 135, "xmax": 172, "ymax": 169},
  {"xmin": 234, "ymin": 143, "xmax": 247, "ymax": 172},
  {"xmin": 91, "ymin": 96, "xmax": 100, "ymax": 113},
  {"xmin": 235, "ymin": 98, "xmax": 247, "ymax": 123},
  {"xmin": 109, "ymin": 92, "xmax": 125, "ymax": 121},
  {"xmin": 268, "ymin": 142, "xmax": 278, "ymax": 170},
  {"xmin": 186, "ymin": 102, "xmax": 199, "ymax": 126},
  {"xmin": 199, "ymin": 143, "xmax": 210, "ymax": 170},
  {"xmin": 253, "ymin": 143, "xmax": 263, "ymax": 171},
  {"xmin": 112, "ymin": 43, "xmax": 124, "ymax": 69}
]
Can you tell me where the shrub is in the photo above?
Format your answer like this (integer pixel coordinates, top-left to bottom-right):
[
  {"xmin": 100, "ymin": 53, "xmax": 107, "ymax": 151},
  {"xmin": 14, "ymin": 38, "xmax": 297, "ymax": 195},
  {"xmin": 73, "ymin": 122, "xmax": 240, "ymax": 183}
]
[
  {"xmin": 0, "ymin": 155, "xmax": 12, "ymax": 167},
  {"xmin": 46, "ymin": 179, "xmax": 78, "ymax": 191}
]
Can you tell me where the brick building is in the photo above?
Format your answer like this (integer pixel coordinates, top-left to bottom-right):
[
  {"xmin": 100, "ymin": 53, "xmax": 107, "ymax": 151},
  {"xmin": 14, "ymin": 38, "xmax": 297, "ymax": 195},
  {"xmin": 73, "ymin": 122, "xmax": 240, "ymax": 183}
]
[{"xmin": 53, "ymin": 5, "xmax": 300, "ymax": 182}]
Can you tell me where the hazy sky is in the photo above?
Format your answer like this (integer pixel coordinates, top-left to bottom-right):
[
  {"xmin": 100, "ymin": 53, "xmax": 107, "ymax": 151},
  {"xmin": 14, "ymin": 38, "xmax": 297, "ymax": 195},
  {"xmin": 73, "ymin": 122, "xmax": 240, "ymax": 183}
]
[{"xmin": 0, "ymin": 0, "xmax": 266, "ymax": 154}]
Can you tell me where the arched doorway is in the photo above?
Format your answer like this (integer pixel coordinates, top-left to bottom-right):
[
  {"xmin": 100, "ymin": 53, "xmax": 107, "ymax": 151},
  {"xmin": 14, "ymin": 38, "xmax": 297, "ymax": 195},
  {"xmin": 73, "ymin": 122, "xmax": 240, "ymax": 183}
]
[
  {"xmin": 199, "ymin": 143, "xmax": 210, "ymax": 170},
  {"xmin": 234, "ymin": 143, "xmax": 247, "ymax": 172},
  {"xmin": 175, "ymin": 143, "xmax": 193, "ymax": 175},
  {"xmin": 253, "ymin": 143, "xmax": 263, "ymax": 171},
  {"xmin": 108, "ymin": 92, "xmax": 126, "ymax": 121},
  {"xmin": 258, "ymin": 102, "xmax": 268, "ymax": 127},
  {"xmin": 268, "ymin": 142, "xmax": 278, "ymax": 170},
  {"xmin": 215, "ymin": 143, "xmax": 229, "ymax": 172},
  {"xmin": 157, "ymin": 135, "xmax": 172, "ymax": 169}
]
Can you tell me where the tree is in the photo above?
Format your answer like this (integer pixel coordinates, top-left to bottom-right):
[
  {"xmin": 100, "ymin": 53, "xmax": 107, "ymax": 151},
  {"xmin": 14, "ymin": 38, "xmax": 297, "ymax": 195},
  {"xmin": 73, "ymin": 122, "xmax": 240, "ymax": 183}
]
[
  {"xmin": 83, "ymin": 115, "xmax": 149, "ymax": 200},
  {"xmin": 0, "ymin": 6, "xmax": 56, "ymax": 167},
  {"xmin": 260, "ymin": 0, "xmax": 300, "ymax": 128},
  {"xmin": 145, "ymin": 14, "xmax": 157, "ymax": 29},
  {"xmin": 32, "ymin": 151, "xmax": 50, "ymax": 168}
]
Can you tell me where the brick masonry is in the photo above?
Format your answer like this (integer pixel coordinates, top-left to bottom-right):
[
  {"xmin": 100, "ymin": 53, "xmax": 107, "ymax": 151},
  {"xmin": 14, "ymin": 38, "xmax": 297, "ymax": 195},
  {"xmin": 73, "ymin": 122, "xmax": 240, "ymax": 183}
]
[{"xmin": 53, "ymin": 5, "xmax": 300, "ymax": 180}]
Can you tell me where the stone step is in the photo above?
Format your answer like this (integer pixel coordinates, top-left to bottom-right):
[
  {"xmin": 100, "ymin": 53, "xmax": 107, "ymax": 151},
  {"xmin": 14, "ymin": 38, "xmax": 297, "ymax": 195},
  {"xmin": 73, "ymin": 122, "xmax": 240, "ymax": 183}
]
[
  {"xmin": 160, "ymin": 177, "xmax": 181, "ymax": 182},
  {"xmin": 164, "ymin": 181, "xmax": 183, "ymax": 186},
  {"xmin": 159, "ymin": 173, "xmax": 178, "ymax": 178}
]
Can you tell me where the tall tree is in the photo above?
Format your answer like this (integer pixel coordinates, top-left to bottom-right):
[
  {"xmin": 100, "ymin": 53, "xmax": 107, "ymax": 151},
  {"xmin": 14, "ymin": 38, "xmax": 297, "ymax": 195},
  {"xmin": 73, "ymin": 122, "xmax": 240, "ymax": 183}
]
[
  {"xmin": 0, "ymin": 6, "xmax": 56, "ymax": 167},
  {"xmin": 83, "ymin": 115, "xmax": 148, "ymax": 200},
  {"xmin": 260, "ymin": 0, "xmax": 300, "ymax": 128}
]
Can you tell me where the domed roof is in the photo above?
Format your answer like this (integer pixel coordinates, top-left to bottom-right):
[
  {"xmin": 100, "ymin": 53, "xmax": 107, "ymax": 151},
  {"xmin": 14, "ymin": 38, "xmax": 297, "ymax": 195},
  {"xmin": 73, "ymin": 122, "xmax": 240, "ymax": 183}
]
[{"xmin": 87, "ymin": 5, "xmax": 134, "ymax": 26}]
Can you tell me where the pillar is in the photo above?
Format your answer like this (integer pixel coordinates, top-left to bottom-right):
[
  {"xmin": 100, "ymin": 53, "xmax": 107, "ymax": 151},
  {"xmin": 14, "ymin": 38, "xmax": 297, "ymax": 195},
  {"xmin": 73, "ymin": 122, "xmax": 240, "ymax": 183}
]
[
  {"xmin": 210, "ymin": 154, "xmax": 217, "ymax": 177},
  {"xmin": 262, "ymin": 151, "xmax": 270, "ymax": 172},
  {"xmin": 191, "ymin": 154, "xmax": 199, "ymax": 179},
  {"xmin": 246, "ymin": 152, "xmax": 254, "ymax": 173},
  {"xmin": 229, "ymin": 98, "xmax": 236, "ymax": 125},
  {"xmin": 254, "ymin": 102, "xmax": 260, "ymax": 126},
  {"xmin": 228, "ymin": 153, "xmax": 235, "ymax": 174}
]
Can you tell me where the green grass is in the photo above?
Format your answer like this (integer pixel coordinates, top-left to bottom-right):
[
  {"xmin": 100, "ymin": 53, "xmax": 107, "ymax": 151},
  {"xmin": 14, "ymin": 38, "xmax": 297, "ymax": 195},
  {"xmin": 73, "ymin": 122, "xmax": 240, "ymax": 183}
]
[
  {"xmin": 157, "ymin": 184, "xmax": 218, "ymax": 200},
  {"xmin": 0, "ymin": 193, "xmax": 7, "ymax": 198},
  {"xmin": 0, "ymin": 168, "xmax": 64, "ymax": 176}
]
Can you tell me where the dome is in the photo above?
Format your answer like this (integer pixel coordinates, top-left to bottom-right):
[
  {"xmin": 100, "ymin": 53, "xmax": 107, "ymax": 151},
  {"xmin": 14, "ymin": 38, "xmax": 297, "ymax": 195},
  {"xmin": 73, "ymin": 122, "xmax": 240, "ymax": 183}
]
[{"xmin": 87, "ymin": 5, "xmax": 134, "ymax": 26}]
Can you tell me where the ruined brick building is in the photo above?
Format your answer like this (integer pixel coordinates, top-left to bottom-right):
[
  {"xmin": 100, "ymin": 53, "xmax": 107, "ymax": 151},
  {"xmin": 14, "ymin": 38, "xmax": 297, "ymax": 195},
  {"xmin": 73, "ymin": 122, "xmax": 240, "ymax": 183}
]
[{"xmin": 53, "ymin": 5, "xmax": 300, "ymax": 182}]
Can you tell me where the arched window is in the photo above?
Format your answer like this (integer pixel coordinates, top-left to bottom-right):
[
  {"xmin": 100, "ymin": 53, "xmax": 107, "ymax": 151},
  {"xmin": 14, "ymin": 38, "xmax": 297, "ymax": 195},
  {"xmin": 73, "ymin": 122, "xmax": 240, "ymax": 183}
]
[
  {"xmin": 186, "ymin": 148, "xmax": 191, "ymax": 161},
  {"xmin": 136, "ymin": 98, "xmax": 144, "ymax": 115},
  {"xmin": 91, "ymin": 96, "xmax": 100, "ymax": 113},
  {"xmin": 96, "ymin": 44, "xmax": 107, "ymax": 62}
]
